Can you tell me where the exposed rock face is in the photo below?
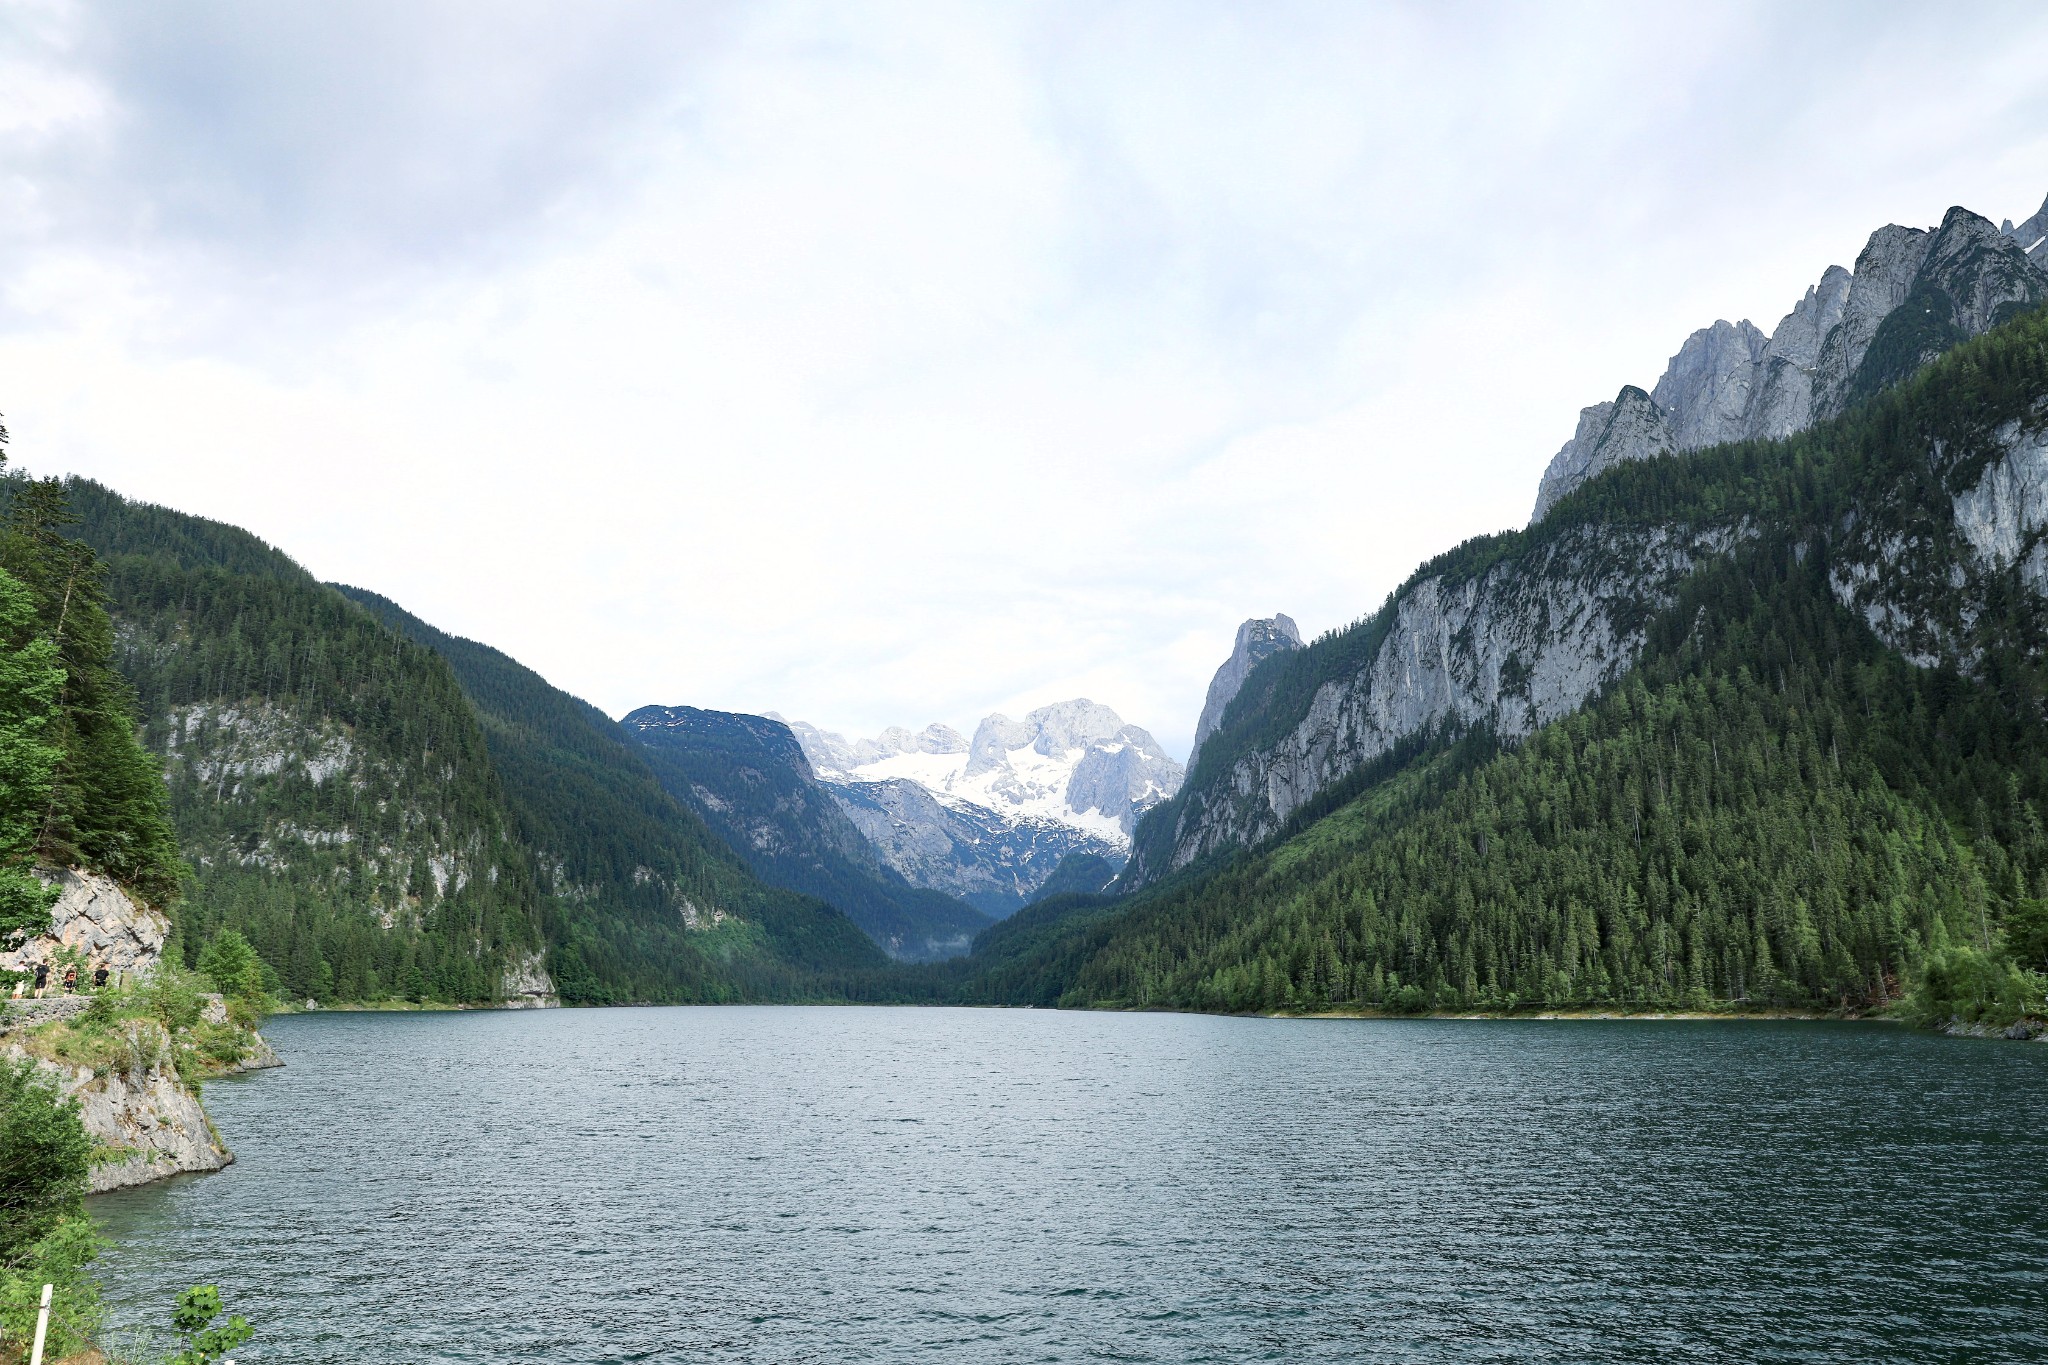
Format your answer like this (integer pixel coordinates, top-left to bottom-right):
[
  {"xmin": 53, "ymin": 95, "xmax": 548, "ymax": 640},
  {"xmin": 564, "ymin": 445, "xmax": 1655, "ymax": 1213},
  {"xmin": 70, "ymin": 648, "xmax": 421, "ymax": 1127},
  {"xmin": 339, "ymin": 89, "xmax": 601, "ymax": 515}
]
[
  {"xmin": 1746, "ymin": 266, "xmax": 1854, "ymax": 441},
  {"xmin": 1129, "ymin": 521, "xmax": 1745, "ymax": 882},
  {"xmin": 1532, "ymin": 198, "xmax": 2048, "ymax": 522},
  {"xmin": 0, "ymin": 872, "xmax": 284, "ymax": 1191},
  {"xmin": 56, "ymin": 1047, "xmax": 233, "ymax": 1193},
  {"xmin": 1828, "ymin": 407, "xmax": 2048, "ymax": 665},
  {"xmin": 1652, "ymin": 319, "xmax": 1769, "ymax": 450},
  {"xmin": 2006, "ymin": 192, "xmax": 2048, "ymax": 265},
  {"xmin": 499, "ymin": 950, "xmax": 559, "ymax": 1009},
  {"xmin": 1189, "ymin": 615, "xmax": 1303, "ymax": 767},
  {"xmin": 0, "ymin": 869, "xmax": 168, "ymax": 986},
  {"xmin": 828, "ymin": 777, "xmax": 1123, "ymax": 917},
  {"xmin": 1532, "ymin": 387, "xmax": 1677, "ymax": 525}
]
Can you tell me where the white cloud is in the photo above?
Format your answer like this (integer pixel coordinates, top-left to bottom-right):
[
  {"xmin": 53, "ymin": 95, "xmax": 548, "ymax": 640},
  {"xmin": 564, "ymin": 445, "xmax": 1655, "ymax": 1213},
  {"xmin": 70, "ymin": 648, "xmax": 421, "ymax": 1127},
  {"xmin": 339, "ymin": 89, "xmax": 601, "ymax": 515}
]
[{"xmin": 3, "ymin": 0, "xmax": 2047, "ymax": 756}]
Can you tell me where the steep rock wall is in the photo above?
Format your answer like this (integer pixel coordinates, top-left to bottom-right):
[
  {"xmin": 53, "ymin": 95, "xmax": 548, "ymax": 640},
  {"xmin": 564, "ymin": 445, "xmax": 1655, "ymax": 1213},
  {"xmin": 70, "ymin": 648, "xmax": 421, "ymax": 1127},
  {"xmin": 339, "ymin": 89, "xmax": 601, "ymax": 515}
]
[
  {"xmin": 0, "ymin": 868, "xmax": 168, "ymax": 985},
  {"xmin": 1135, "ymin": 522, "xmax": 1744, "ymax": 880}
]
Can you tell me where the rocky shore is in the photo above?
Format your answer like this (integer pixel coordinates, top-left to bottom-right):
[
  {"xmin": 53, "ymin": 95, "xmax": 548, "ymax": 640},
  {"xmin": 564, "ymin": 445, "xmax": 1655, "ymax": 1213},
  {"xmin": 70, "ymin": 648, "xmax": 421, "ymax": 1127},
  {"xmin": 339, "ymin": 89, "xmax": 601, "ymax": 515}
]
[{"xmin": 0, "ymin": 868, "xmax": 283, "ymax": 1192}]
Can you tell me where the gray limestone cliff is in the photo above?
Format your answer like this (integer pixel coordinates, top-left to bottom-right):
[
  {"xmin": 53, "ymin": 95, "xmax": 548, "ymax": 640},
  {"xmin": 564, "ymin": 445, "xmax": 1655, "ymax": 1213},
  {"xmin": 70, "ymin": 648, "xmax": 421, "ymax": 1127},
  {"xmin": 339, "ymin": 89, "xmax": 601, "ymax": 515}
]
[
  {"xmin": 0, "ymin": 868, "xmax": 168, "ymax": 986},
  {"xmin": 1, "ymin": 870, "xmax": 280, "ymax": 1191},
  {"xmin": 1189, "ymin": 615, "xmax": 1303, "ymax": 767},
  {"xmin": 1531, "ymin": 197, "xmax": 2048, "ymax": 522},
  {"xmin": 1128, "ymin": 521, "xmax": 1745, "ymax": 883},
  {"xmin": 1828, "ymin": 402, "xmax": 2048, "ymax": 667}
]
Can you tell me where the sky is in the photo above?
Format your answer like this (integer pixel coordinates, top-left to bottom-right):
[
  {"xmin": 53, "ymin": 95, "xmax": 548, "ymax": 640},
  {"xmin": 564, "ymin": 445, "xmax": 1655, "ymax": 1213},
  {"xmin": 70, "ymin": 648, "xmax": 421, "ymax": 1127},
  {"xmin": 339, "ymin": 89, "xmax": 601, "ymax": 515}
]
[{"xmin": 3, "ymin": 1, "xmax": 2047, "ymax": 759}]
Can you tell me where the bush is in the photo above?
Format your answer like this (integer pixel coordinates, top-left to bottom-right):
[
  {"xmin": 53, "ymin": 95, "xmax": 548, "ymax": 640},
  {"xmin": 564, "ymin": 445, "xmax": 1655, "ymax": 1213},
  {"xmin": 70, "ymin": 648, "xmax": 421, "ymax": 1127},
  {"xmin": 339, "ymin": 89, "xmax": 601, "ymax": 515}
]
[
  {"xmin": 139, "ymin": 965, "xmax": 207, "ymax": 1034},
  {"xmin": 0, "ymin": 1059, "xmax": 102, "ymax": 1361},
  {"xmin": 165, "ymin": 1284, "xmax": 250, "ymax": 1365}
]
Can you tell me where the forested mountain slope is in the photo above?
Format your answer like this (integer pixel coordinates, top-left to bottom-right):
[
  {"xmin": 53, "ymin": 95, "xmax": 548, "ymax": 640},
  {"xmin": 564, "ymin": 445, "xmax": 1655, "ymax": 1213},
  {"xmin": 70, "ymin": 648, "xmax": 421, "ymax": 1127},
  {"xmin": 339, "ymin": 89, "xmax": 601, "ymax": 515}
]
[
  {"xmin": 48, "ymin": 480, "xmax": 550, "ymax": 1004},
  {"xmin": 0, "ymin": 463, "xmax": 181, "ymax": 939},
  {"xmin": 968, "ymin": 299, "xmax": 2048, "ymax": 1019},
  {"xmin": 19, "ymin": 479, "xmax": 886, "ymax": 1004},
  {"xmin": 621, "ymin": 705, "xmax": 990, "ymax": 961},
  {"xmin": 1128, "ymin": 202, "xmax": 2048, "ymax": 890},
  {"xmin": 337, "ymin": 591, "xmax": 889, "ymax": 997}
]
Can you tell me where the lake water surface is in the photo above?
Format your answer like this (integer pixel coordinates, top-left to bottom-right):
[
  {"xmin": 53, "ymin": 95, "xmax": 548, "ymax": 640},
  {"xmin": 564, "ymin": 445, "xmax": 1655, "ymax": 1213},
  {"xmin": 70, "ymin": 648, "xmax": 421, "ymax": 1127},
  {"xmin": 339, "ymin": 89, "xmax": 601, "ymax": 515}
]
[{"xmin": 91, "ymin": 1008, "xmax": 2048, "ymax": 1362}]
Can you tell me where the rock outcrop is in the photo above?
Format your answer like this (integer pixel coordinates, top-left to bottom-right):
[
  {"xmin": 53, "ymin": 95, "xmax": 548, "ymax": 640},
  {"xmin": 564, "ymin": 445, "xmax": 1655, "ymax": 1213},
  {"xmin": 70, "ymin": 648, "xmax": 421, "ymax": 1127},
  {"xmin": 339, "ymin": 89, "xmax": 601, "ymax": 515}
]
[
  {"xmin": 1828, "ymin": 405, "xmax": 2048, "ymax": 666},
  {"xmin": 59, "ymin": 1048, "xmax": 232, "ymax": 1193},
  {"xmin": 499, "ymin": 950, "xmax": 559, "ymax": 1008},
  {"xmin": 1531, "ymin": 198, "xmax": 2048, "ymax": 522},
  {"xmin": 2006, "ymin": 192, "xmax": 2048, "ymax": 264},
  {"xmin": 0, "ymin": 869, "xmax": 168, "ymax": 986},
  {"xmin": 1189, "ymin": 615, "xmax": 1302, "ymax": 767},
  {"xmin": 0, "ymin": 871, "xmax": 283, "ymax": 1191}
]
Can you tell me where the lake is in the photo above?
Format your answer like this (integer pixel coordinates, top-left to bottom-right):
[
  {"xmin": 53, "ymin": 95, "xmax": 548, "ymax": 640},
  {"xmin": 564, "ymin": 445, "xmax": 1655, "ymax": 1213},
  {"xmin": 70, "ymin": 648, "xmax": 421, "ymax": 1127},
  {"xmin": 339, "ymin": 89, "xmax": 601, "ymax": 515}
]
[{"xmin": 90, "ymin": 1007, "xmax": 2048, "ymax": 1362}]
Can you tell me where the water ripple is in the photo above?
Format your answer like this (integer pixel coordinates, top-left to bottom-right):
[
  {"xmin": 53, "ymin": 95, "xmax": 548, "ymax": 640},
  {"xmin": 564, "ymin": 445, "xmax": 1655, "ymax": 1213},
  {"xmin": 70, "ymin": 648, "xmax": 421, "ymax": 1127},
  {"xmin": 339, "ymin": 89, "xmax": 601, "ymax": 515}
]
[{"xmin": 90, "ymin": 1009, "xmax": 2048, "ymax": 1364}]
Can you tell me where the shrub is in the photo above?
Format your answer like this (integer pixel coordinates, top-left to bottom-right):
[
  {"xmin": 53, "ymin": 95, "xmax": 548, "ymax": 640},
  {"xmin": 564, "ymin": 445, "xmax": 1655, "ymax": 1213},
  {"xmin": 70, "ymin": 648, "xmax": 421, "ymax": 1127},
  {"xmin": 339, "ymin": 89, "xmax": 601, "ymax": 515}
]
[
  {"xmin": 0, "ymin": 1059, "xmax": 102, "ymax": 1361},
  {"xmin": 164, "ymin": 1284, "xmax": 250, "ymax": 1365}
]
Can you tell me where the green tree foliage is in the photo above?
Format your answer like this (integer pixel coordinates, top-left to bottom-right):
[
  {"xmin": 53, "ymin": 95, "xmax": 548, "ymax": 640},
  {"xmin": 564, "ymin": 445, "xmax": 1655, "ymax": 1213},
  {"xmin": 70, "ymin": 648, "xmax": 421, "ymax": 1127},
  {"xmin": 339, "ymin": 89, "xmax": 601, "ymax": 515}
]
[
  {"xmin": 195, "ymin": 929, "xmax": 260, "ymax": 1000},
  {"xmin": 24, "ymin": 478, "xmax": 889, "ymax": 1006},
  {"xmin": 0, "ymin": 565, "xmax": 63, "ymax": 944},
  {"xmin": 165, "ymin": 1284, "xmax": 251, "ymax": 1365},
  {"xmin": 37, "ymin": 479, "xmax": 551, "ymax": 1005},
  {"xmin": 0, "ymin": 472, "xmax": 180, "ymax": 906},
  {"xmin": 0, "ymin": 1059, "xmax": 101, "ymax": 1362}
]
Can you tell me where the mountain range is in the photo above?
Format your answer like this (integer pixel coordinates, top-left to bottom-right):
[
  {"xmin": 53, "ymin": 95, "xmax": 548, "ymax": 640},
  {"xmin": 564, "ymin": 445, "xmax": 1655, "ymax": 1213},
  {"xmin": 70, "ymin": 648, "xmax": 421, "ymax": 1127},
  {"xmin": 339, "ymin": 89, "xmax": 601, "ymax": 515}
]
[
  {"xmin": 781, "ymin": 701, "xmax": 1183, "ymax": 916},
  {"xmin": 9, "ymin": 184, "xmax": 2048, "ymax": 1032}
]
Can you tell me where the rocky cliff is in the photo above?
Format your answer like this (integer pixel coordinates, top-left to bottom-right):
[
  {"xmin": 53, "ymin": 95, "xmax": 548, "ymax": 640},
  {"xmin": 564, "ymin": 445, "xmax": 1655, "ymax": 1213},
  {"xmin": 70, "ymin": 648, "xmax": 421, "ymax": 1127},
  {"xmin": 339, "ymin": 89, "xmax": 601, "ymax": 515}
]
[
  {"xmin": 0, "ymin": 870, "xmax": 279, "ymax": 1192},
  {"xmin": 0, "ymin": 868, "xmax": 167, "ymax": 986},
  {"xmin": 1189, "ymin": 615, "xmax": 1303, "ymax": 766},
  {"xmin": 1132, "ymin": 222, "xmax": 2048, "ymax": 891},
  {"xmin": 1531, "ymin": 196, "xmax": 2048, "ymax": 521},
  {"xmin": 1130, "ymin": 520, "xmax": 1745, "ymax": 881}
]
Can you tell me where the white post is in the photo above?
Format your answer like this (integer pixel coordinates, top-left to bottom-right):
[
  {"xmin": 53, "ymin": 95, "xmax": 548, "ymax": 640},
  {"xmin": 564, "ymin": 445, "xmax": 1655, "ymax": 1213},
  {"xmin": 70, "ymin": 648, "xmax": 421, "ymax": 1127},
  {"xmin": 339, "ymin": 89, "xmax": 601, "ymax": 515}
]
[{"xmin": 28, "ymin": 1282, "xmax": 51, "ymax": 1365}]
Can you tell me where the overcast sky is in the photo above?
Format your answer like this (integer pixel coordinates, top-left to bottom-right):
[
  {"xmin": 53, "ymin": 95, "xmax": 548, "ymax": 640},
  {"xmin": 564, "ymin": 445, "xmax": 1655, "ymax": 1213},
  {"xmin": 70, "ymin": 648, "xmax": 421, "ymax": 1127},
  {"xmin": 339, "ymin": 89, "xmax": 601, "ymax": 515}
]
[{"xmin": 4, "ymin": 1, "xmax": 2047, "ymax": 757}]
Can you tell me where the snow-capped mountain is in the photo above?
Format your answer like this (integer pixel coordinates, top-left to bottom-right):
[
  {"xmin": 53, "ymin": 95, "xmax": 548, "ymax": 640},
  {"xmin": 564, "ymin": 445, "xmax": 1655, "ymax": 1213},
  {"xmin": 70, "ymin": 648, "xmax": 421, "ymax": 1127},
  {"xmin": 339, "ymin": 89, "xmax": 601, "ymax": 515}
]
[{"xmin": 778, "ymin": 700, "xmax": 1185, "ymax": 917}]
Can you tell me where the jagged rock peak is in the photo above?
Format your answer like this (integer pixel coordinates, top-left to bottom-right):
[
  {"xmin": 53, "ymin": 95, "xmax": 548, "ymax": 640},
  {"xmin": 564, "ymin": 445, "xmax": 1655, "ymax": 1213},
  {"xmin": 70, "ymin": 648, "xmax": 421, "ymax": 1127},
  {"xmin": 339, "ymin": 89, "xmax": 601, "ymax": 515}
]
[
  {"xmin": 1530, "ymin": 386, "xmax": 1674, "ymax": 523},
  {"xmin": 1531, "ymin": 193, "xmax": 2048, "ymax": 523},
  {"xmin": 1189, "ymin": 615, "xmax": 1303, "ymax": 765},
  {"xmin": 2004, "ymin": 191, "xmax": 2048, "ymax": 263},
  {"xmin": 773, "ymin": 714, "xmax": 966, "ymax": 779}
]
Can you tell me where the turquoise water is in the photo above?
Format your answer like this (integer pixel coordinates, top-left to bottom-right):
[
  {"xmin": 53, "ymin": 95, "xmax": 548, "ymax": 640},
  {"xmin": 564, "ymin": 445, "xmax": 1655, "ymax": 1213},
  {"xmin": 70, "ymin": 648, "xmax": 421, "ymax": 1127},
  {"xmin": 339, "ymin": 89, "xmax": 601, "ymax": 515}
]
[{"xmin": 92, "ymin": 1008, "xmax": 2048, "ymax": 1362}]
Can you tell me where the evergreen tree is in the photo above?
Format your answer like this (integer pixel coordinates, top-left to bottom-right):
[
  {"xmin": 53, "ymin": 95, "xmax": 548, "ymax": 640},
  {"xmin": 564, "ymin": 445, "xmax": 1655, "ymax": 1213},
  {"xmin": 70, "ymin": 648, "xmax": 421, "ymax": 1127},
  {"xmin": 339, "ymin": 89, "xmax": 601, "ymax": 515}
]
[
  {"xmin": 0, "ymin": 471, "xmax": 180, "ymax": 905},
  {"xmin": 0, "ymin": 564, "xmax": 63, "ymax": 943}
]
